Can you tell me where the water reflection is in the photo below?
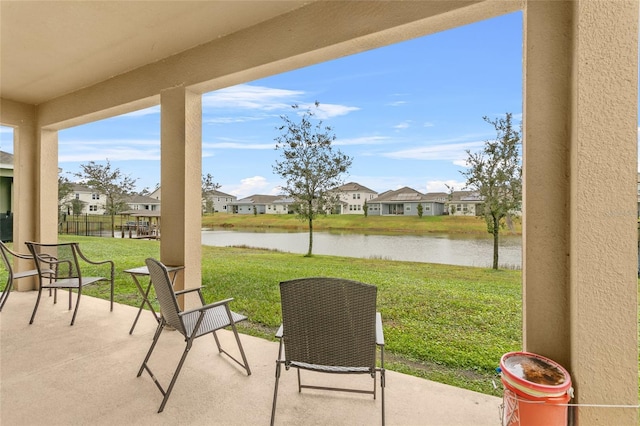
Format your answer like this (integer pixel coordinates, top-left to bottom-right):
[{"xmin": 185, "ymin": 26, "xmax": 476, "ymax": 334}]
[{"xmin": 201, "ymin": 228, "xmax": 522, "ymax": 268}]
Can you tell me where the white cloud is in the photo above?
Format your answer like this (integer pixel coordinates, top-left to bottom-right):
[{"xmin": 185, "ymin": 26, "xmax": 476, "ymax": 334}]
[
  {"xmin": 203, "ymin": 84, "xmax": 304, "ymax": 110},
  {"xmin": 334, "ymin": 136, "xmax": 390, "ymax": 146},
  {"xmin": 382, "ymin": 140, "xmax": 485, "ymax": 161},
  {"xmin": 58, "ymin": 139, "xmax": 160, "ymax": 162},
  {"xmin": 394, "ymin": 121, "xmax": 411, "ymax": 130},
  {"xmin": 204, "ymin": 142, "xmax": 274, "ymax": 150},
  {"xmin": 387, "ymin": 101, "xmax": 407, "ymax": 107},
  {"xmin": 204, "ymin": 115, "xmax": 270, "ymax": 124},
  {"xmin": 423, "ymin": 122, "xmax": 435, "ymax": 128},
  {"xmin": 226, "ymin": 175, "xmax": 275, "ymax": 198},
  {"xmin": 119, "ymin": 106, "xmax": 160, "ymax": 117},
  {"xmin": 301, "ymin": 102, "xmax": 360, "ymax": 119},
  {"xmin": 426, "ymin": 180, "xmax": 467, "ymax": 193}
]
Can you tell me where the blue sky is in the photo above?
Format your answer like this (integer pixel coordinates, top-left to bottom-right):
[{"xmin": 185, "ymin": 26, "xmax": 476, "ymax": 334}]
[{"xmin": 1, "ymin": 11, "xmax": 525, "ymax": 198}]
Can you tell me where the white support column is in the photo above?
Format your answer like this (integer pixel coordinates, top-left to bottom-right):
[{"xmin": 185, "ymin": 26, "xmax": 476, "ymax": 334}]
[
  {"xmin": 160, "ymin": 86, "xmax": 202, "ymax": 298},
  {"xmin": 524, "ymin": 2, "xmax": 638, "ymax": 424}
]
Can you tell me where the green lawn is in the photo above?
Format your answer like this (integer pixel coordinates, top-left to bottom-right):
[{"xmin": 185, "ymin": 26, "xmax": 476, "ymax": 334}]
[{"xmin": 201, "ymin": 212, "xmax": 522, "ymax": 235}]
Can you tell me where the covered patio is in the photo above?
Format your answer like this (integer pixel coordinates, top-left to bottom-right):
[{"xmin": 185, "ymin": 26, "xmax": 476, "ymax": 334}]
[
  {"xmin": 1, "ymin": 292, "xmax": 499, "ymax": 425},
  {"xmin": 1, "ymin": 1, "xmax": 638, "ymax": 425}
]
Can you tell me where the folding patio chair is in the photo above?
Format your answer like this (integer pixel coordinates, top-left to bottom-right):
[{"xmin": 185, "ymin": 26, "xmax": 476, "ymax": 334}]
[
  {"xmin": 26, "ymin": 241, "xmax": 114, "ymax": 325},
  {"xmin": 270, "ymin": 277, "xmax": 385, "ymax": 426},
  {"xmin": 137, "ymin": 258, "xmax": 251, "ymax": 413},
  {"xmin": 0, "ymin": 241, "xmax": 41, "ymax": 312}
]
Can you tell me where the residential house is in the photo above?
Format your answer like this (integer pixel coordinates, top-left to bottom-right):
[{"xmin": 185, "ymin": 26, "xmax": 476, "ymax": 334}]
[
  {"xmin": 229, "ymin": 194, "xmax": 293, "ymax": 215},
  {"xmin": 0, "ymin": 151, "xmax": 13, "ymax": 214},
  {"xmin": 123, "ymin": 193, "xmax": 161, "ymax": 213},
  {"xmin": 367, "ymin": 187, "xmax": 444, "ymax": 216},
  {"xmin": 334, "ymin": 182, "xmax": 378, "ymax": 214},
  {"xmin": 205, "ymin": 189, "xmax": 237, "ymax": 213},
  {"xmin": 445, "ymin": 190, "xmax": 484, "ymax": 216},
  {"xmin": 149, "ymin": 186, "xmax": 237, "ymax": 213},
  {"xmin": 62, "ymin": 183, "xmax": 106, "ymax": 215}
]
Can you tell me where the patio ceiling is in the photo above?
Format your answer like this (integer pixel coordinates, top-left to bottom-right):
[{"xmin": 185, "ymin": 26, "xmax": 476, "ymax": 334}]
[{"xmin": 0, "ymin": 1, "xmax": 309, "ymax": 105}]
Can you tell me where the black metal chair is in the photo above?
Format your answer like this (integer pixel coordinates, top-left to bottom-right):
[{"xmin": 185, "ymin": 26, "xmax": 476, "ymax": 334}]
[
  {"xmin": 270, "ymin": 277, "xmax": 385, "ymax": 425},
  {"xmin": 138, "ymin": 258, "xmax": 251, "ymax": 413},
  {"xmin": 0, "ymin": 241, "xmax": 41, "ymax": 312},
  {"xmin": 25, "ymin": 241, "xmax": 114, "ymax": 325}
]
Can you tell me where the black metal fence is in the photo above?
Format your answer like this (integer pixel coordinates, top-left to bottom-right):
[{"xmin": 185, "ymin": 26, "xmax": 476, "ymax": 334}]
[{"xmin": 59, "ymin": 214, "xmax": 110, "ymax": 237}]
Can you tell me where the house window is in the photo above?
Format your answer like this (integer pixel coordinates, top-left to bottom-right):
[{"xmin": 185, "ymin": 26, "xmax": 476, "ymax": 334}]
[
  {"xmin": 357, "ymin": 194, "xmax": 360, "ymax": 199},
  {"xmin": 457, "ymin": 204, "xmax": 462, "ymax": 211},
  {"xmin": 92, "ymin": 193, "xmax": 99, "ymax": 200},
  {"xmin": 75, "ymin": 193, "xmax": 80, "ymax": 200},
  {"xmin": 352, "ymin": 194, "xmax": 356, "ymax": 199},
  {"xmin": 89, "ymin": 205, "xmax": 98, "ymax": 212},
  {"xmin": 357, "ymin": 205, "xmax": 361, "ymax": 210},
  {"xmin": 425, "ymin": 206, "xmax": 431, "ymax": 211}
]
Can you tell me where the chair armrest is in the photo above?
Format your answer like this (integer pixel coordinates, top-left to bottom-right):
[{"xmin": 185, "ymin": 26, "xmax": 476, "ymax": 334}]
[
  {"xmin": 179, "ymin": 298, "xmax": 234, "ymax": 317},
  {"xmin": 376, "ymin": 312, "xmax": 384, "ymax": 346},
  {"xmin": 275, "ymin": 324, "xmax": 283, "ymax": 338},
  {"xmin": 174, "ymin": 287, "xmax": 202, "ymax": 296},
  {"xmin": 74, "ymin": 245, "xmax": 115, "ymax": 270}
]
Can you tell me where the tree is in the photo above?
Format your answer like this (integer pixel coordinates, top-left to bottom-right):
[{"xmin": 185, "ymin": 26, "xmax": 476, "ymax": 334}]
[
  {"xmin": 363, "ymin": 200, "xmax": 368, "ymax": 217},
  {"xmin": 461, "ymin": 112, "xmax": 522, "ymax": 269},
  {"xmin": 75, "ymin": 160, "xmax": 137, "ymax": 237},
  {"xmin": 273, "ymin": 102, "xmax": 353, "ymax": 256},
  {"xmin": 417, "ymin": 203, "xmax": 424, "ymax": 218},
  {"xmin": 70, "ymin": 198, "xmax": 86, "ymax": 217},
  {"xmin": 202, "ymin": 173, "xmax": 221, "ymax": 214},
  {"xmin": 58, "ymin": 173, "xmax": 73, "ymax": 220}
]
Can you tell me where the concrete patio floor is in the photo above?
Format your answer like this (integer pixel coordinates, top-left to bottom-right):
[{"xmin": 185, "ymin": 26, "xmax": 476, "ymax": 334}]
[{"xmin": 1, "ymin": 291, "xmax": 501, "ymax": 425}]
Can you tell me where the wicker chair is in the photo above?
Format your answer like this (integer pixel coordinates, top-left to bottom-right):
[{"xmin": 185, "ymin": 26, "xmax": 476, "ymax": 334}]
[
  {"xmin": 0, "ymin": 241, "xmax": 41, "ymax": 312},
  {"xmin": 26, "ymin": 241, "xmax": 114, "ymax": 326},
  {"xmin": 270, "ymin": 277, "xmax": 385, "ymax": 425},
  {"xmin": 138, "ymin": 258, "xmax": 251, "ymax": 413}
]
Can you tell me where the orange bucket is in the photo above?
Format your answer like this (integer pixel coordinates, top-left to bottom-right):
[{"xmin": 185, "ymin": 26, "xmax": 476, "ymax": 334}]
[{"xmin": 500, "ymin": 351, "xmax": 572, "ymax": 426}]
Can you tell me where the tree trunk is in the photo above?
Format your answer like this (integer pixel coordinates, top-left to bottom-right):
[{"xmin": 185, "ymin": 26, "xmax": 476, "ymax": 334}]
[
  {"xmin": 306, "ymin": 216, "xmax": 313, "ymax": 257},
  {"xmin": 492, "ymin": 215, "xmax": 499, "ymax": 269},
  {"xmin": 110, "ymin": 213, "xmax": 115, "ymax": 238}
]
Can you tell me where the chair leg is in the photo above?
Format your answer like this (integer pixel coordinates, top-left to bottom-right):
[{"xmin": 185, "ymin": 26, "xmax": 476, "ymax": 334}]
[
  {"xmin": 138, "ymin": 320, "xmax": 164, "ymax": 377},
  {"xmin": 158, "ymin": 338, "xmax": 194, "ymax": 413},
  {"xmin": 0, "ymin": 279, "xmax": 12, "ymax": 312},
  {"xmin": 70, "ymin": 288, "xmax": 81, "ymax": 326},
  {"xmin": 229, "ymin": 323, "xmax": 251, "ymax": 375},
  {"xmin": 270, "ymin": 340, "xmax": 285, "ymax": 426},
  {"xmin": 29, "ymin": 287, "xmax": 44, "ymax": 324}
]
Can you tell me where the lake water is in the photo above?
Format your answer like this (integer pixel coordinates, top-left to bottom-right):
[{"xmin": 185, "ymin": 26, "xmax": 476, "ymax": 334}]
[{"xmin": 201, "ymin": 228, "xmax": 522, "ymax": 268}]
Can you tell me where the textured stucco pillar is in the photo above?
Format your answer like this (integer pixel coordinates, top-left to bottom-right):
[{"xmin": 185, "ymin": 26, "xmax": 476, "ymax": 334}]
[
  {"xmin": 160, "ymin": 86, "xmax": 202, "ymax": 299},
  {"xmin": 10, "ymin": 108, "xmax": 39, "ymax": 290},
  {"xmin": 0, "ymin": 100, "xmax": 58, "ymax": 290},
  {"xmin": 37, "ymin": 128, "xmax": 59, "ymax": 246},
  {"xmin": 524, "ymin": 2, "xmax": 638, "ymax": 425}
]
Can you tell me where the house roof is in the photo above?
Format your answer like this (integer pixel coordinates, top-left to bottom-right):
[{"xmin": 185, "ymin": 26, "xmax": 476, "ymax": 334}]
[
  {"xmin": 370, "ymin": 186, "xmax": 432, "ymax": 203},
  {"xmin": 0, "ymin": 151, "xmax": 13, "ymax": 166},
  {"xmin": 209, "ymin": 189, "xmax": 235, "ymax": 198},
  {"xmin": 449, "ymin": 190, "xmax": 483, "ymax": 202},
  {"xmin": 335, "ymin": 182, "xmax": 377, "ymax": 194},
  {"xmin": 231, "ymin": 194, "xmax": 283, "ymax": 205},
  {"xmin": 69, "ymin": 183, "xmax": 93, "ymax": 192},
  {"xmin": 125, "ymin": 194, "xmax": 161, "ymax": 205}
]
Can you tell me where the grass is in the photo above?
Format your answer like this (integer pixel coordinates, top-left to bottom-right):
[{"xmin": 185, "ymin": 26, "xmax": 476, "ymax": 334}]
[
  {"xmin": 47, "ymin": 235, "xmax": 520, "ymax": 396},
  {"xmin": 201, "ymin": 212, "xmax": 522, "ymax": 235}
]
